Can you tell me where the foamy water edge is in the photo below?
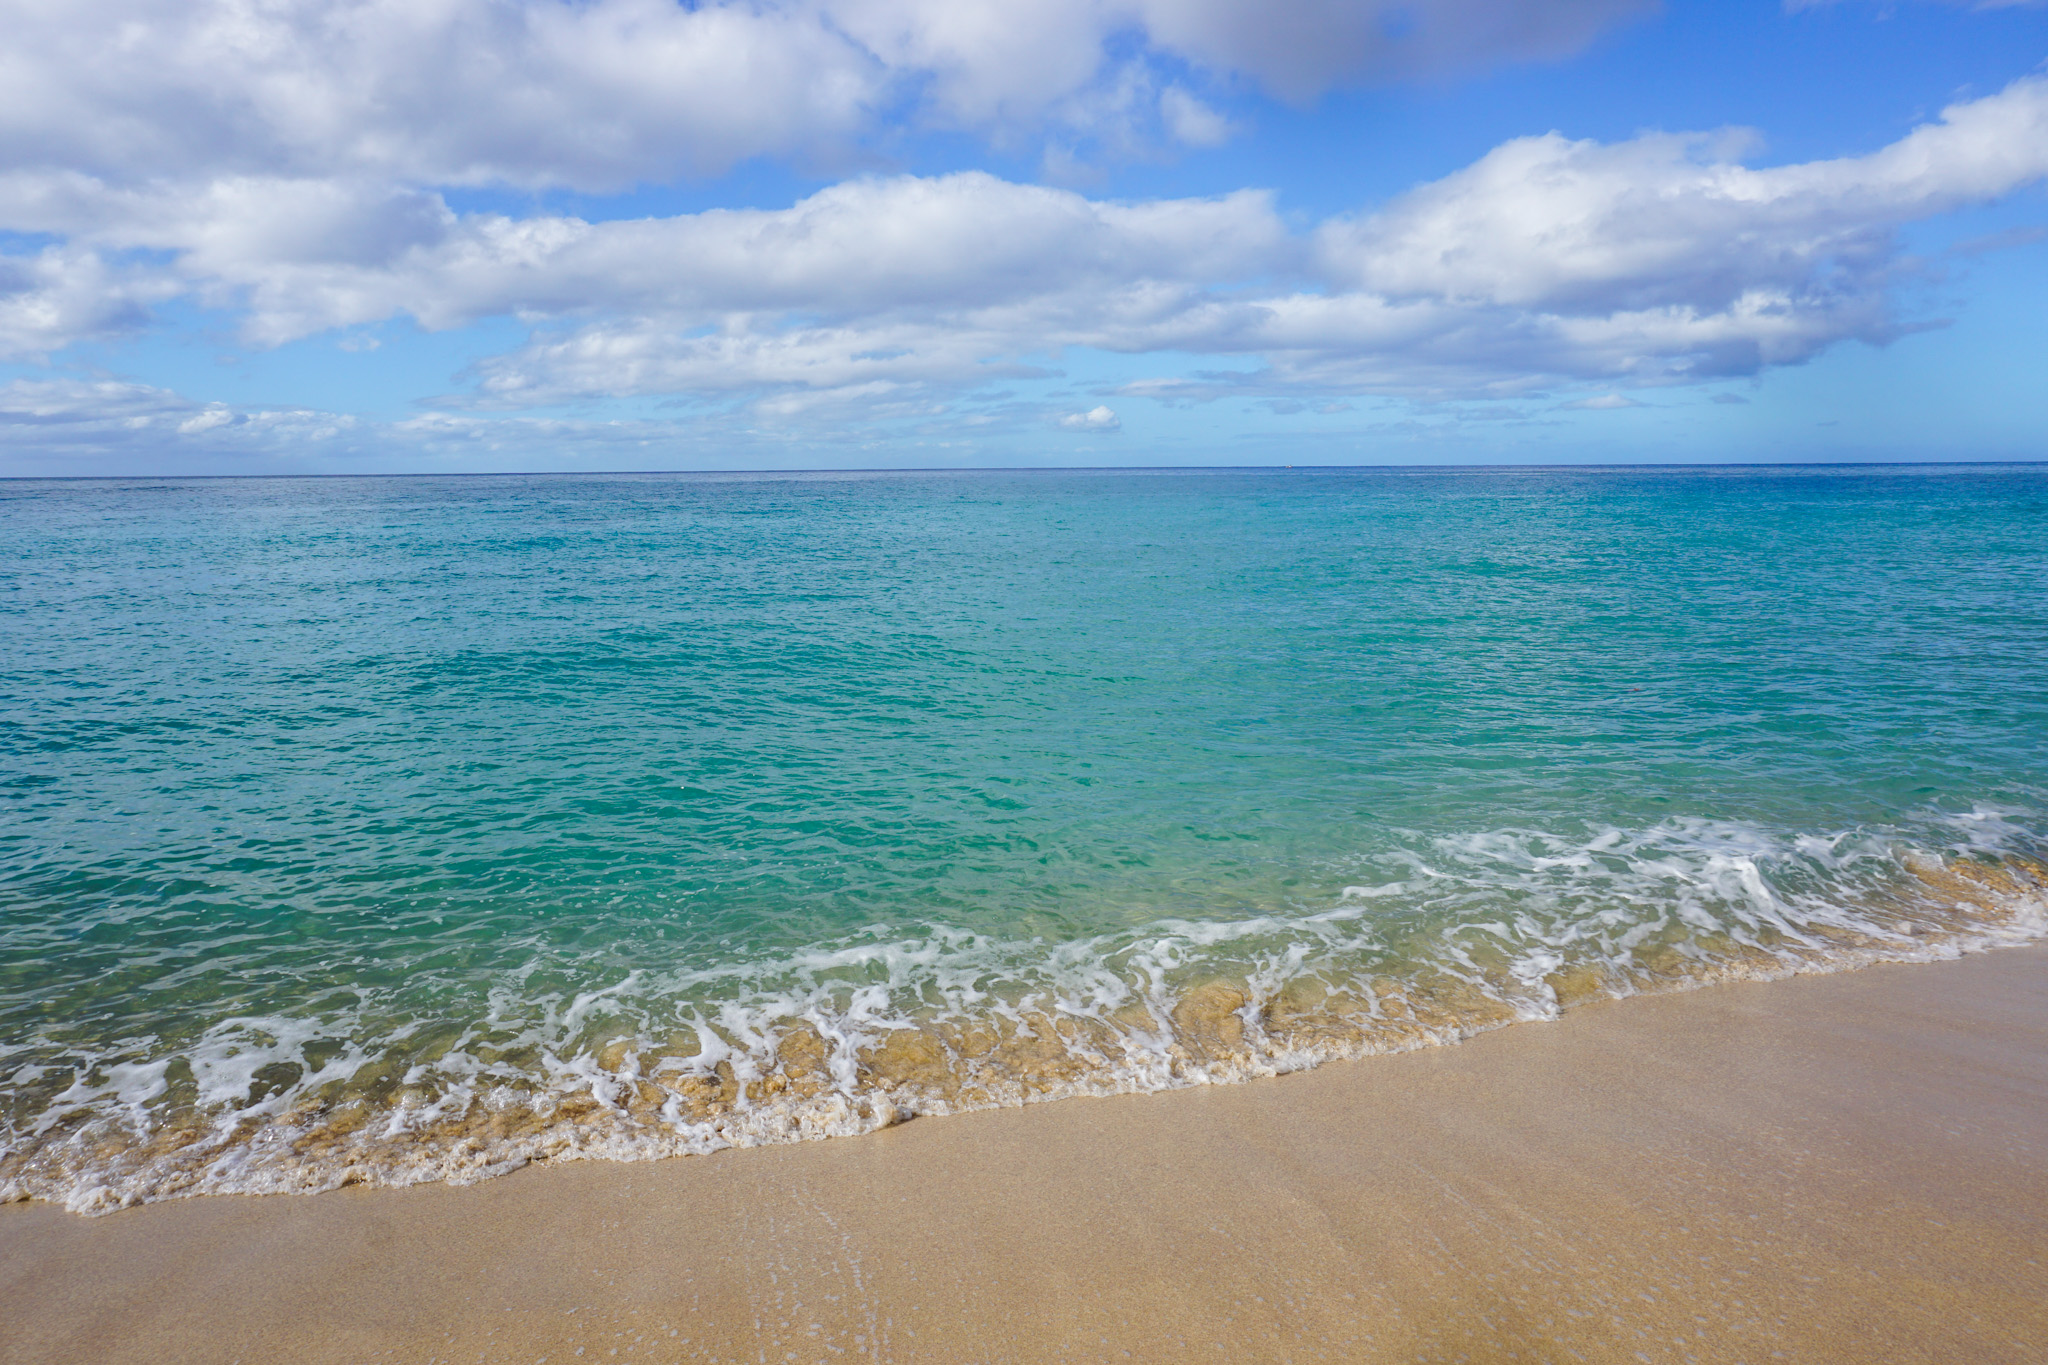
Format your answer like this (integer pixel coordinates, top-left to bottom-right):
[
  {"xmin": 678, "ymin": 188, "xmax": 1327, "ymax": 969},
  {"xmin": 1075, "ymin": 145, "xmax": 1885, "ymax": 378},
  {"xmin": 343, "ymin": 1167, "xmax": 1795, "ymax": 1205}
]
[{"xmin": 5, "ymin": 818, "xmax": 2045, "ymax": 1216}]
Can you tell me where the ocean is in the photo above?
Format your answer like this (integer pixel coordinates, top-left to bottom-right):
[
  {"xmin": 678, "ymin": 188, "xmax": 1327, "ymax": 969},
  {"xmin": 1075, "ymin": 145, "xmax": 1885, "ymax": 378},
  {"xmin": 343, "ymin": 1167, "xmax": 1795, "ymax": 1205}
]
[{"xmin": 3, "ymin": 466, "xmax": 2045, "ymax": 1214}]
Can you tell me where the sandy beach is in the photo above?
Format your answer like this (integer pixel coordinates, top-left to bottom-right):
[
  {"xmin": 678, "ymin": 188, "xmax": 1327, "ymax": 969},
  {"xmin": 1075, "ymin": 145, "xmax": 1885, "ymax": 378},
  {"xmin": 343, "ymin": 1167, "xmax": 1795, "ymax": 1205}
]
[{"xmin": 4, "ymin": 943, "xmax": 2043, "ymax": 1365}]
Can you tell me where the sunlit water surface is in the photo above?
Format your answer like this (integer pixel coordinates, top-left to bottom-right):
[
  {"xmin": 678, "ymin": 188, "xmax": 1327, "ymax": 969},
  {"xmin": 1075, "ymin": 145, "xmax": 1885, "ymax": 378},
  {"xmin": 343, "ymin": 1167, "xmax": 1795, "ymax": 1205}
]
[{"xmin": 3, "ymin": 467, "xmax": 2045, "ymax": 1211}]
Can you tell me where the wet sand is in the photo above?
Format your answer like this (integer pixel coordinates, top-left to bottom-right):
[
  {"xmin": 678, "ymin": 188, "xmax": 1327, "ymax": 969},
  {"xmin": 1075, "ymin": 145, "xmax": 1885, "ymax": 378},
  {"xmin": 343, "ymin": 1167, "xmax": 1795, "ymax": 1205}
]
[{"xmin": 3, "ymin": 944, "xmax": 2044, "ymax": 1365}]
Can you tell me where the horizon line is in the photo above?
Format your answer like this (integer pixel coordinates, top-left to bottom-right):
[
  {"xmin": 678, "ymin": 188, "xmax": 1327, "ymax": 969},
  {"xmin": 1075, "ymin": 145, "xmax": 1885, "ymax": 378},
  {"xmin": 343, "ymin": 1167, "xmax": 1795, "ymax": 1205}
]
[{"xmin": 6, "ymin": 458, "xmax": 2048, "ymax": 482}]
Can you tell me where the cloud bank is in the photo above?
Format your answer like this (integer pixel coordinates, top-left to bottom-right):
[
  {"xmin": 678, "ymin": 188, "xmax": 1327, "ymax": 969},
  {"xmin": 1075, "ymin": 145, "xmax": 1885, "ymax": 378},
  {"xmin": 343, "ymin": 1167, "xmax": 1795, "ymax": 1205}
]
[
  {"xmin": 0, "ymin": 0, "xmax": 1650, "ymax": 189},
  {"xmin": 3, "ymin": 1, "xmax": 2046, "ymax": 445},
  {"xmin": 23, "ymin": 76, "xmax": 2039, "ymax": 403}
]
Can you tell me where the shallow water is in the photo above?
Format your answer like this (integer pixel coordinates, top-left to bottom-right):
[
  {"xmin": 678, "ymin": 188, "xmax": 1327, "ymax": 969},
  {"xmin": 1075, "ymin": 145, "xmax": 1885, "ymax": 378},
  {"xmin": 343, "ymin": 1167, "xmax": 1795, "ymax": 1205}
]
[{"xmin": 3, "ymin": 466, "xmax": 2046, "ymax": 1212}]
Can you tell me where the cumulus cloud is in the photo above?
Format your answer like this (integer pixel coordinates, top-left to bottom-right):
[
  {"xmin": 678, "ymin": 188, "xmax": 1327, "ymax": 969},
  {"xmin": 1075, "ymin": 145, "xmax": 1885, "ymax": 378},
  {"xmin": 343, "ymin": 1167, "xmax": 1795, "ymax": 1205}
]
[
  {"xmin": 8, "ymin": 73, "xmax": 2048, "ymax": 415},
  {"xmin": 0, "ymin": 171, "xmax": 1286, "ymax": 344},
  {"xmin": 0, "ymin": 0, "xmax": 876, "ymax": 191},
  {"xmin": 1316, "ymin": 74, "xmax": 2048, "ymax": 315},
  {"xmin": 439, "ymin": 76, "xmax": 2048, "ymax": 405},
  {"xmin": 0, "ymin": 0, "xmax": 1649, "ymax": 192},
  {"xmin": 0, "ymin": 378, "xmax": 359, "ymax": 450},
  {"xmin": 0, "ymin": 246, "xmax": 178, "ymax": 360},
  {"xmin": 1059, "ymin": 405, "xmax": 1121, "ymax": 429}
]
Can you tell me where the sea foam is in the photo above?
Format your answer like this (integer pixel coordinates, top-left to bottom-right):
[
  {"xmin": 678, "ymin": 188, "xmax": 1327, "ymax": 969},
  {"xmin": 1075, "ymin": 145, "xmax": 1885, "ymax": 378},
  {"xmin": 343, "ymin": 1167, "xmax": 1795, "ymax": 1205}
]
[{"xmin": 5, "ymin": 814, "xmax": 2042, "ymax": 1215}]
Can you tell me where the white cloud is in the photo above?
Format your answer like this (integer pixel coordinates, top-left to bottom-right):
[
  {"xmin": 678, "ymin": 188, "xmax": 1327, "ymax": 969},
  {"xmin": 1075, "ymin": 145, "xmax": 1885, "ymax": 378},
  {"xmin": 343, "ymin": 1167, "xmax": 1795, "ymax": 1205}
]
[
  {"xmin": 0, "ymin": 0, "xmax": 1651, "ymax": 193},
  {"xmin": 0, "ymin": 0, "xmax": 1671, "ymax": 407},
  {"xmin": 1315, "ymin": 73, "xmax": 2048, "ymax": 316},
  {"xmin": 1059, "ymin": 405, "xmax": 1121, "ymax": 429},
  {"xmin": 1159, "ymin": 86, "xmax": 1234, "ymax": 148},
  {"xmin": 0, "ymin": 378, "xmax": 359, "ymax": 448},
  {"xmin": 0, "ymin": 171, "xmax": 1289, "ymax": 353},
  {"xmin": 176, "ymin": 406, "xmax": 238, "ymax": 434},
  {"xmin": 8, "ymin": 73, "xmax": 2048, "ymax": 417},
  {"xmin": 0, "ymin": 379, "xmax": 192, "ymax": 430},
  {"xmin": 441, "ymin": 77, "xmax": 2048, "ymax": 406},
  {"xmin": 0, "ymin": 375, "xmax": 1003, "ymax": 468},
  {"xmin": 0, "ymin": 0, "xmax": 878, "ymax": 191},
  {"xmin": 0, "ymin": 246, "xmax": 178, "ymax": 360}
]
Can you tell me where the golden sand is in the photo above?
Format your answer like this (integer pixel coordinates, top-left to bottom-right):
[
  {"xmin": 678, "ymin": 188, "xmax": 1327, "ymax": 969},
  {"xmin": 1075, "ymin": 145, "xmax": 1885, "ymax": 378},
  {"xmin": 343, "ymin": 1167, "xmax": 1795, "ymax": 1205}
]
[{"xmin": 2, "ymin": 940, "xmax": 2043, "ymax": 1364}]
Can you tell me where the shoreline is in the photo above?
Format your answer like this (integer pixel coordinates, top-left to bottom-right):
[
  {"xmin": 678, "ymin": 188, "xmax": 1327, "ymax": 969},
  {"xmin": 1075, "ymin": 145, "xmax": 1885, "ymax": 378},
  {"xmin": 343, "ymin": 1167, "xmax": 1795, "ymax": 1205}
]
[
  {"xmin": 9, "ymin": 847, "xmax": 2042, "ymax": 1216},
  {"xmin": 3, "ymin": 942, "xmax": 2044, "ymax": 1364}
]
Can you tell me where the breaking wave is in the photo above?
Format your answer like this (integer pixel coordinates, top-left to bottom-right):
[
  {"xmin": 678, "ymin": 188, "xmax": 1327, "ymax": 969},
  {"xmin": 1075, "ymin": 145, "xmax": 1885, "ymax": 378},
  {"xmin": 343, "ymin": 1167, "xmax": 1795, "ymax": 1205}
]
[{"xmin": 4, "ymin": 811, "xmax": 2045, "ymax": 1215}]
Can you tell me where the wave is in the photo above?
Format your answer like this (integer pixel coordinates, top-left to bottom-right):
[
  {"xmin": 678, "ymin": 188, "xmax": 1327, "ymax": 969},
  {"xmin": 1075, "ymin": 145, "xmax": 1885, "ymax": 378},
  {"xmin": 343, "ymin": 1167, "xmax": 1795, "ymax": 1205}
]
[{"xmin": 4, "ymin": 810, "xmax": 2045, "ymax": 1215}]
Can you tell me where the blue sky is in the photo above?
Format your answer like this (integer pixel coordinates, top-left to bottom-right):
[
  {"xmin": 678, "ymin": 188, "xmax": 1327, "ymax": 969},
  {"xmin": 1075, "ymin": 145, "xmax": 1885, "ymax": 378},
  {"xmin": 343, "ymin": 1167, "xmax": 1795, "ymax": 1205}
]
[{"xmin": 2, "ymin": 0, "xmax": 2044, "ymax": 474}]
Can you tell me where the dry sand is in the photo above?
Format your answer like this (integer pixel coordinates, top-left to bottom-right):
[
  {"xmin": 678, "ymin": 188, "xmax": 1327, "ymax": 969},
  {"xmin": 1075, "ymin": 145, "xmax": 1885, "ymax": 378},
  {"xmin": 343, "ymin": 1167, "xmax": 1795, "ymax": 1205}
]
[{"xmin": 3, "ymin": 944, "xmax": 2044, "ymax": 1365}]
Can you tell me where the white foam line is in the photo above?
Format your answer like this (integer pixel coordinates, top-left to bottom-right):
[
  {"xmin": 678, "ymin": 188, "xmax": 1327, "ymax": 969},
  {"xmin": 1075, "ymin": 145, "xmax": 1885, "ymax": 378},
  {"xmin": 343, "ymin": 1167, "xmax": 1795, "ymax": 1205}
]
[{"xmin": 4, "ymin": 811, "xmax": 2044, "ymax": 1214}]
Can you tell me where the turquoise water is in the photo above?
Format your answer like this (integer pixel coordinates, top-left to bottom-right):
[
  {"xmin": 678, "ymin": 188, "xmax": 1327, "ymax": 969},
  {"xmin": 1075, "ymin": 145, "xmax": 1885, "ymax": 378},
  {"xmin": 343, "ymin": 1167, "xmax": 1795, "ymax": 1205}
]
[{"xmin": 4, "ymin": 466, "xmax": 2046, "ymax": 1212}]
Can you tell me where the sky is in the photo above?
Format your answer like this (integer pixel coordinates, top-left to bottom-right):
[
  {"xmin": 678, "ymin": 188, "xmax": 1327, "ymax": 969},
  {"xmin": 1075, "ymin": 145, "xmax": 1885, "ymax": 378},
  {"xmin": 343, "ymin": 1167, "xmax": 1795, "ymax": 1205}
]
[{"xmin": 2, "ymin": 0, "xmax": 2046, "ymax": 475}]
